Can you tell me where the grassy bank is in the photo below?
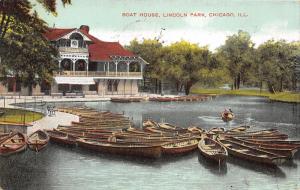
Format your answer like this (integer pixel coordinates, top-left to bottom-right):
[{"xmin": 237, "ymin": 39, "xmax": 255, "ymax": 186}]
[
  {"xmin": 191, "ymin": 89, "xmax": 300, "ymax": 103},
  {"xmin": 0, "ymin": 108, "xmax": 44, "ymax": 123}
]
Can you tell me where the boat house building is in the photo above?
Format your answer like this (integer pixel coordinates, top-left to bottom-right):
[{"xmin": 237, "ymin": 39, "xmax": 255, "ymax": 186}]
[{"xmin": 0, "ymin": 25, "xmax": 147, "ymax": 96}]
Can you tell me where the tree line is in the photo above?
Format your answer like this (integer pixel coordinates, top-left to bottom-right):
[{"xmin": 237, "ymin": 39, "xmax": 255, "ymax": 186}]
[{"xmin": 126, "ymin": 31, "xmax": 300, "ymax": 94}]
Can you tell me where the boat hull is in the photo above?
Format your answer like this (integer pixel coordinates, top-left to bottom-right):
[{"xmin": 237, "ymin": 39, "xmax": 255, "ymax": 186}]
[{"xmin": 77, "ymin": 139, "xmax": 162, "ymax": 159}]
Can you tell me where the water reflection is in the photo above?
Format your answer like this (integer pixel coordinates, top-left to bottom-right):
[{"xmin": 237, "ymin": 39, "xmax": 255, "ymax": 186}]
[
  {"xmin": 197, "ymin": 152, "xmax": 227, "ymax": 176},
  {"xmin": 227, "ymin": 157, "xmax": 286, "ymax": 178}
]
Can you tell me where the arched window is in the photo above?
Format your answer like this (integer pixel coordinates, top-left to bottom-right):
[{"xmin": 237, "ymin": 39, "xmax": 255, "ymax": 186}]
[
  {"xmin": 61, "ymin": 59, "xmax": 73, "ymax": 71},
  {"xmin": 75, "ymin": 60, "xmax": 86, "ymax": 71}
]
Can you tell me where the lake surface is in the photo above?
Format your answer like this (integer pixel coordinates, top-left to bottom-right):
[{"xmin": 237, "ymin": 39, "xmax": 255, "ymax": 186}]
[{"xmin": 1, "ymin": 96, "xmax": 300, "ymax": 190}]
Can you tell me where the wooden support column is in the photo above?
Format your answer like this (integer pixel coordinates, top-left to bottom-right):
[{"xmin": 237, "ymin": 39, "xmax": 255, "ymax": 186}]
[
  {"xmin": 58, "ymin": 60, "xmax": 62, "ymax": 75},
  {"xmin": 72, "ymin": 59, "xmax": 76, "ymax": 75},
  {"xmin": 127, "ymin": 61, "xmax": 130, "ymax": 76},
  {"xmin": 86, "ymin": 60, "xmax": 89, "ymax": 76}
]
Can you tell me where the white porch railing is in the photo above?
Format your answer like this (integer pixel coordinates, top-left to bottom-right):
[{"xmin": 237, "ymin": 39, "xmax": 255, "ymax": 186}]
[{"xmin": 55, "ymin": 71, "xmax": 142, "ymax": 78}]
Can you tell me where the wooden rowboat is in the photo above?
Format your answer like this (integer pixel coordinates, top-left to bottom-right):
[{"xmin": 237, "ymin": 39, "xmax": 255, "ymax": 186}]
[
  {"xmin": 226, "ymin": 125, "xmax": 251, "ymax": 133},
  {"xmin": 158, "ymin": 123, "xmax": 188, "ymax": 133},
  {"xmin": 0, "ymin": 132, "xmax": 27, "ymax": 156},
  {"xmin": 46, "ymin": 130, "xmax": 77, "ymax": 146},
  {"xmin": 221, "ymin": 111, "xmax": 234, "ymax": 122},
  {"xmin": 198, "ymin": 136, "xmax": 228, "ymax": 163},
  {"xmin": 142, "ymin": 119, "xmax": 159, "ymax": 128},
  {"xmin": 76, "ymin": 138, "xmax": 162, "ymax": 159},
  {"xmin": 27, "ymin": 130, "xmax": 49, "ymax": 152},
  {"xmin": 228, "ymin": 137, "xmax": 299, "ymax": 158},
  {"xmin": 0, "ymin": 133, "xmax": 10, "ymax": 142},
  {"xmin": 246, "ymin": 139, "xmax": 300, "ymax": 145},
  {"xmin": 218, "ymin": 139, "xmax": 288, "ymax": 165},
  {"xmin": 162, "ymin": 138, "xmax": 199, "ymax": 155}
]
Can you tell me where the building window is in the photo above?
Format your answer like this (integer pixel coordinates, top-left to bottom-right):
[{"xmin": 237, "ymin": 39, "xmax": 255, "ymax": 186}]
[
  {"xmin": 89, "ymin": 85, "xmax": 96, "ymax": 91},
  {"xmin": 58, "ymin": 84, "xmax": 69, "ymax": 92}
]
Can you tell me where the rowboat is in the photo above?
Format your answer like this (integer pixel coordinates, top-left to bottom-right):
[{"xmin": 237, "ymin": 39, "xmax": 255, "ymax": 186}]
[
  {"xmin": 187, "ymin": 126, "xmax": 205, "ymax": 134},
  {"xmin": 226, "ymin": 125, "xmax": 251, "ymax": 133},
  {"xmin": 46, "ymin": 130, "xmax": 77, "ymax": 146},
  {"xmin": 198, "ymin": 136, "xmax": 228, "ymax": 163},
  {"xmin": 158, "ymin": 123, "xmax": 188, "ymax": 133},
  {"xmin": 218, "ymin": 139, "xmax": 288, "ymax": 165},
  {"xmin": 230, "ymin": 133, "xmax": 288, "ymax": 140},
  {"xmin": 0, "ymin": 132, "xmax": 27, "ymax": 156},
  {"xmin": 27, "ymin": 130, "xmax": 49, "ymax": 152},
  {"xmin": 142, "ymin": 119, "xmax": 159, "ymax": 128},
  {"xmin": 0, "ymin": 133, "xmax": 10, "ymax": 141},
  {"xmin": 76, "ymin": 138, "xmax": 162, "ymax": 159},
  {"xmin": 228, "ymin": 137, "xmax": 299, "ymax": 158},
  {"xmin": 162, "ymin": 138, "xmax": 199, "ymax": 155},
  {"xmin": 246, "ymin": 139, "xmax": 300, "ymax": 145},
  {"xmin": 221, "ymin": 111, "xmax": 234, "ymax": 122}
]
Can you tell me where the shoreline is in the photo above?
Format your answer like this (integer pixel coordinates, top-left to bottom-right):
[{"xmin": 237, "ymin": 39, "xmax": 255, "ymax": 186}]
[{"xmin": 191, "ymin": 89, "xmax": 300, "ymax": 103}]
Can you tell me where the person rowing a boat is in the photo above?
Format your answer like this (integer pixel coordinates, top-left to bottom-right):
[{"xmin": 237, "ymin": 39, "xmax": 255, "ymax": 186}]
[{"xmin": 222, "ymin": 108, "xmax": 235, "ymax": 122}]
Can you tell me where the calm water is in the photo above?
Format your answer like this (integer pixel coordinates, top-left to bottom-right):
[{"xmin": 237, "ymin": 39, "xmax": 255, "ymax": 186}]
[{"xmin": 1, "ymin": 96, "xmax": 300, "ymax": 190}]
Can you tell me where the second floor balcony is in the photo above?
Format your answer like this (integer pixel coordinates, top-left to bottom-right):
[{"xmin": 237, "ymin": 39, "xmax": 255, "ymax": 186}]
[
  {"xmin": 57, "ymin": 58, "xmax": 145, "ymax": 79},
  {"xmin": 55, "ymin": 71, "xmax": 143, "ymax": 79}
]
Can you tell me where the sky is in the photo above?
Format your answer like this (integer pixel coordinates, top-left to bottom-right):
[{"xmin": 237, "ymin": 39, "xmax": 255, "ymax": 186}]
[{"xmin": 33, "ymin": 0, "xmax": 300, "ymax": 50}]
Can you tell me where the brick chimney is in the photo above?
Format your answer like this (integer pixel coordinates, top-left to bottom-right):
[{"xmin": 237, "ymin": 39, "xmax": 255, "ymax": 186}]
[{"xmin": 80, "ymin": 25, "xmax": 89, "ymax": 33}]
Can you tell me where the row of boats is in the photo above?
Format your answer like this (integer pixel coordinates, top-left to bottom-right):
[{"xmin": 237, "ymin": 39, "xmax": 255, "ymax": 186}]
[
  {"xmin": 1, "ymin": 107, "xmax": 299, "ymax": 167},
  {"xmin": 0, "ymin": 130, "xmax": 49, "ymax": 156},
  {"xmin": 110, "ymin": 95, "xmax": 211, "ymax": 103}
]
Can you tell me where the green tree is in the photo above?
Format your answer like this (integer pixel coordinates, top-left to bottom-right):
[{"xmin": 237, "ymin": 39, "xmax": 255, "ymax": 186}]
[
  {"xmin": 126, "ymin": 39, "xmax": 164, "ymax": 93},
  {"xmin": 0, "ymin": 12, "xmax": 58, "ymax": 95},
  {"xmin": 219, "ymin": 30, "xmax": 255, "ymax": 89},
  {"xmin": 258, "ymin": 40, "xmax": 299, "ymax": 93},
  {"xmin": 162, "ymin": 40, "xmax": 213, "ymax": 95},
  {"xmin": 0, "ymin": 0, "xmax": 71, "ymax": 40}
]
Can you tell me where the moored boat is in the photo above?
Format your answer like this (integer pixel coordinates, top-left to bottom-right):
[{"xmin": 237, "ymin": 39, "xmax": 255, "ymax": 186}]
[
  {"xmin": 218, "ymin": 138, "xmax": 288, "ymax": 165},
  {"xmin": 0, "ymin": 132, "xmax": 27, "ymax": 156},
  {"xmin": 228, "ymin": 137, "xmax": 299, "ymax": 158},
  {"xmin": 27, "ymin": 130, "xmax": 50, "ymax": 152},
  {"xmin": 76, "ymin": 138, "xmax": 162, "ymax": 159},
  {"xmin": 46, "ymin": 130, "xmax": 77, "ymax": 146},
  {"xmin": 0, "ymin": 133, "xmax": 10, "ymax": 141},
  {"xmin": 198, "ymin": 136, "xmax": 228, "ymax": 163},
  {"xmin": 142, "ymin": 119, "xmax": 159, "ymax": 128},
  {"xmin": 162, "ymin": 138, "xmax": 199, "ymax": 155},
  {"xmin": 226, "ymin": 125, "xmax": 251, "ymax": 133}
]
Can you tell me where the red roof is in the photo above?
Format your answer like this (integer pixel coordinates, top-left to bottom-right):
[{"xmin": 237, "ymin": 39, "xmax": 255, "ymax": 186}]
[
  {"xmin": 44, "ymin": 28, "xmax": 76, "ymax": 41},
  {"xmin": 44, "ymin": 27, "xmax": 135, "ymax": 61}
]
